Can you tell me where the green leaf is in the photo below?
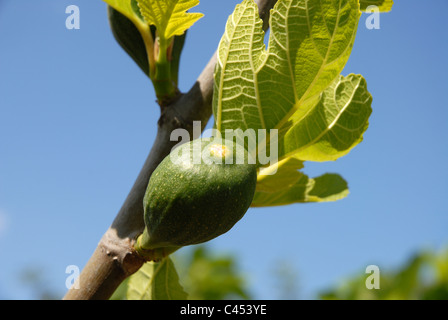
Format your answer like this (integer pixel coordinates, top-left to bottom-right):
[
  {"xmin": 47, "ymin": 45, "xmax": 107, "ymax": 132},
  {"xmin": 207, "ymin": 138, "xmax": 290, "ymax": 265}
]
[
  {"xmin": 108, "ymin": 6, "xmax": 188, "ymax": 81},
  {"xmin": 213, "ymin": 0, "xmax": 363, "ymax": 163},
  {"xmin": 253, "ymin": 74, "xmax": 370, "ymax": 197},
  {"xmin": 359, "ymin": 0, "xmax": 393, "ymax": 12},
  {"xmin": 103, "ymin": 0, "xmax": 156, "ymax": 79},
  {"xmin": 307, "ymin": 173, "xmax": 350, "ymax": 202},
  {"xmin": 136, "ymin": 0, "xmax": 203, "ymax": 40},
  {"xmin": 108, "ymin": 6, "xmax": 150, "ymax": 76},
  {"xmin": 256, "ymin": 156, "xmax": 304, "ymax": 193},
  {"xmin": 252, "ymin": 169, "xmax": 349, "ymax": 207},
  {"xmin": 170, "ymin": 31, "xmax": 188, "ymax": 86},
  {"xmin": 213, "ymin": 0, "xmax": 266, "ymax": 132},
  {"xmin": 127, "ymin": 257, "xmax": 188, "ymax": 300},
  {"xmin": 103, "ymin": 0, "xmax": 144, "ymax": 25},
  {"xmin": 280, "ymin": 74, "xmax": 372, "ymax": 162},
  {"xmin": 109, "ymin": 278, "xmax": 129, "ymax": 300},
  {"xmin": 253, "ymin": 155, "xmax": 348, "ymax": 206}
]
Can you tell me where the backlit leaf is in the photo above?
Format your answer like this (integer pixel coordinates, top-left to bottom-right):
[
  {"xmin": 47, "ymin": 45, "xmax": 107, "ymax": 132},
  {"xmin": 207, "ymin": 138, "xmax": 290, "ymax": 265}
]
[
  {"xmin": 252, "ymin": 170, "xmax": 349, "ymax": 207},
  {"xmin": 213, "ymin": 0, "xmax": 365, "ymax": 163},
  {"xmin": 137, "ymin": 0, "xmax": 203, "ymax": 39}
]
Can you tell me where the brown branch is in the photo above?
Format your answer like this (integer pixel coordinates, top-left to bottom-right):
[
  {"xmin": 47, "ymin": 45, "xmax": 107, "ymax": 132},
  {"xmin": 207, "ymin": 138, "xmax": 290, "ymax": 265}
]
[{"xmin": 63, "ymin": 0, "xmax": 277, "ymax": 300}]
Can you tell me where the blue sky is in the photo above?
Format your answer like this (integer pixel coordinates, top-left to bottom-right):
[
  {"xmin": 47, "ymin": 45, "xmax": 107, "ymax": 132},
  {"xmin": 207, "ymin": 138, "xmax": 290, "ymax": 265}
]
[{"xmin": 0, "ymin": 0, "xmax": 447, "ymax": 299}]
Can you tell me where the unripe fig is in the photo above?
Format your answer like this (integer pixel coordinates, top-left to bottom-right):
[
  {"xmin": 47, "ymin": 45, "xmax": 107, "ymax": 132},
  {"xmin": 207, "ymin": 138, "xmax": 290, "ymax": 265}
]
[{"xmin": 135, "ymin": 137, "xmax": 257, "ymax": 260}]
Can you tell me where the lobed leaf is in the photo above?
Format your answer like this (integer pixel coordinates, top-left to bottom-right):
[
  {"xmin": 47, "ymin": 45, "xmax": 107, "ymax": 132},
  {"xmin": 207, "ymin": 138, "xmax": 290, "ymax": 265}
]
[
  {"xmin": 252, "ymin": 170, "xmax": 349, "ymax": 207},
  {"xmin": 137, "ymin": 0, "xmax": 203, "ymax": 39},
  {"xmin": 213, "ymin": 0, "xmax": 364, "ymax": 163}
]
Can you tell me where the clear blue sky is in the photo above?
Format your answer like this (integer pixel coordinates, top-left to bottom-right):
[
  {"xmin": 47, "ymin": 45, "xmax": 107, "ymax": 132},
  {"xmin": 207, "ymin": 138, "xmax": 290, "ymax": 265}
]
[{"xmin": 0, "ymin": 0, "xmax": 447, "ymax": 299}]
